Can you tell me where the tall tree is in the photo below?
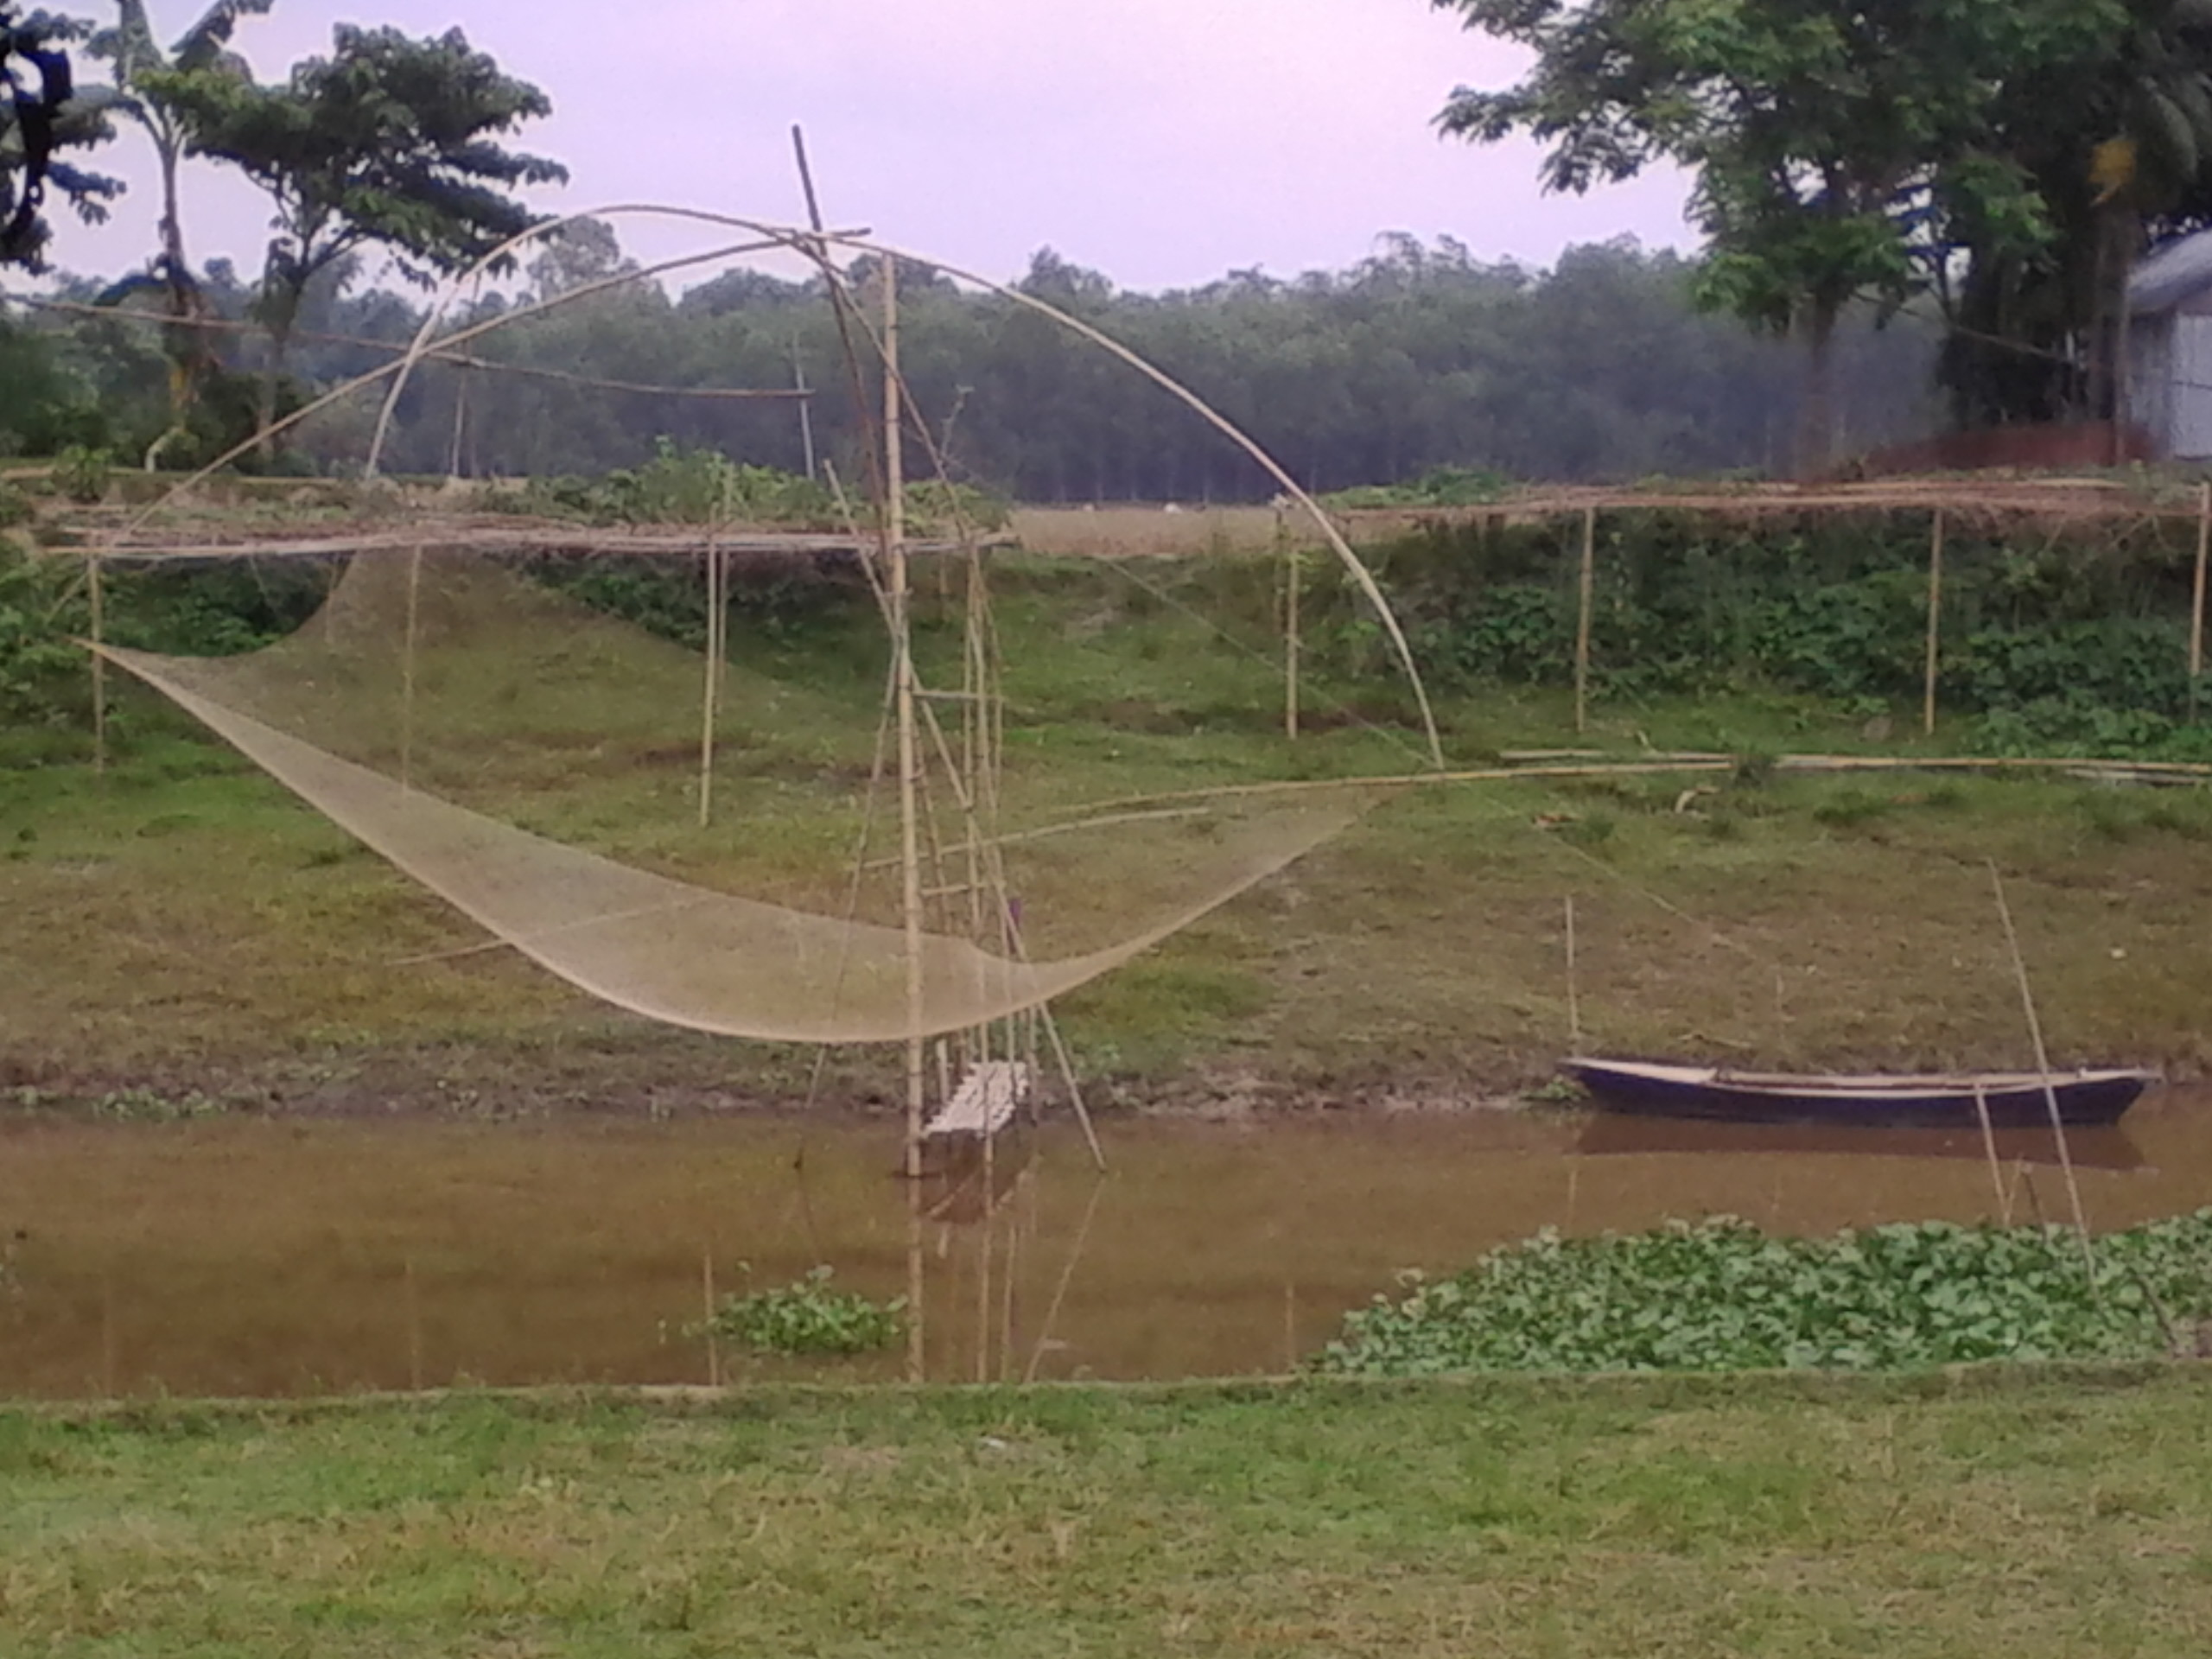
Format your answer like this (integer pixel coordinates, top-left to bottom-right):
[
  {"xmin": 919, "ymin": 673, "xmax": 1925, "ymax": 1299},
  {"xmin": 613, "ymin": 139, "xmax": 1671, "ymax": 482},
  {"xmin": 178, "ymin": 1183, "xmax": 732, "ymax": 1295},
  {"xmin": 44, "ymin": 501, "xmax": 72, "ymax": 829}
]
[
  {"xmin": 1428, "ymin": 0, "xmax": 2114, "ymax": 474},
  {"xmin": 2, "ymin": 3, "xmax": 122, "ymax": 268},
  {"xmin": 162, "ymin": 22, "xmax": 565, "ymax": 447},
  {"xmin": 86, "ymin": 0, "xmax": 269, "ymax": 450}
]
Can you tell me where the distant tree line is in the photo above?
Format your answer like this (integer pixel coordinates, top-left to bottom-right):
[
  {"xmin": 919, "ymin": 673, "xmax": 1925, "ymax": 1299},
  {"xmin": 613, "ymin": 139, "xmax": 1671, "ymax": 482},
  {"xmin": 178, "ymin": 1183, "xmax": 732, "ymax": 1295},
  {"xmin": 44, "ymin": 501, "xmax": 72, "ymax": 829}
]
[{"xmin": 3, "ymin": 225, "xmax": 1942, "ymax": 493}]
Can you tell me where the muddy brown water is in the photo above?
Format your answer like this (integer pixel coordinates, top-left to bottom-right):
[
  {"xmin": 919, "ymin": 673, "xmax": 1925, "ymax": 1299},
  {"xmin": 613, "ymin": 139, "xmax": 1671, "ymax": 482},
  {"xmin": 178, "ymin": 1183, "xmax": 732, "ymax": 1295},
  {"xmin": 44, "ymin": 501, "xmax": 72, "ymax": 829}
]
[{"xmin": 3, "ymin": 1090, "xmax": 2209, "ymax": 1398}]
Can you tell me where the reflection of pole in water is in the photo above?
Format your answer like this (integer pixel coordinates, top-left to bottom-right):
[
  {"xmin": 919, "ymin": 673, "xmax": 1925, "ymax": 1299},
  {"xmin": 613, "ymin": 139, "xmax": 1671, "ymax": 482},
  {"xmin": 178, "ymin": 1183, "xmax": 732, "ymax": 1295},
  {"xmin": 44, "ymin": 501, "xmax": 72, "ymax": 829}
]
[{"xmin": 1026, "ymin": 1173, "xmax": 1109, "ymax": 1382}]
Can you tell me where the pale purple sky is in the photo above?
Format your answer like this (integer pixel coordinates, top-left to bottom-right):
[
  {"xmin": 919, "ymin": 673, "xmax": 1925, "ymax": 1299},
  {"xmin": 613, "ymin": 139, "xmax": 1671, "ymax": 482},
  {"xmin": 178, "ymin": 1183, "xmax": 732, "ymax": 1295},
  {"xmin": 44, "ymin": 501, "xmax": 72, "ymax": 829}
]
[{"xmin": 43, "ymin": 0, "xmax": 1697, "ymax": 292}]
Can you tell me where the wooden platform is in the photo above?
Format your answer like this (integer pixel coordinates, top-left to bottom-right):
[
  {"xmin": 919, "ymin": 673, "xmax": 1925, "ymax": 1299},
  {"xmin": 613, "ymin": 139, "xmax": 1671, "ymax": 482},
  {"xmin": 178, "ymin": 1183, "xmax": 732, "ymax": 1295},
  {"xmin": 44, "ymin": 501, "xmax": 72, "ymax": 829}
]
[{"xmin": 924, "ymin": 1061, "xmax": 1031, "ymax": 1141}]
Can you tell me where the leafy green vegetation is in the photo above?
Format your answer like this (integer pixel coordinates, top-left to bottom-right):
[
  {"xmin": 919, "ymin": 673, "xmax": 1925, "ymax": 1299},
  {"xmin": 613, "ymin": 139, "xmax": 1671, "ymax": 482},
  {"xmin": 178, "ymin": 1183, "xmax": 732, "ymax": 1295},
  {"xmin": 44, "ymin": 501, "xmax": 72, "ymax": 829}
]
[
  {"xmin": 1316, "ymin": 1213, "xmax": 2212, "ymax": 1376},
  {"xmin": 1305, "ymin": 513, "xmax": 2212, "ymax": 753},
  {"xmin": 702, "ymin": 1265, "xmax": 905, "ymax": 1357},
  {"xmin": 5, "ymin": 1375, "xmax": 2212, "ymax": 1656}
]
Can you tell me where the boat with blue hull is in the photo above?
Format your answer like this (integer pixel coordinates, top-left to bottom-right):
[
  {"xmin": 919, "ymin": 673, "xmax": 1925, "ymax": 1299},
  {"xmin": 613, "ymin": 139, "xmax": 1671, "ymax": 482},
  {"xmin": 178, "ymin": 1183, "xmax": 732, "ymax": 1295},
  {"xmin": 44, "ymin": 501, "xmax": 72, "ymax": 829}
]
[{"xmin": 1562, "ymin": 1058, "xmax": 2158, "ymax": 1129}]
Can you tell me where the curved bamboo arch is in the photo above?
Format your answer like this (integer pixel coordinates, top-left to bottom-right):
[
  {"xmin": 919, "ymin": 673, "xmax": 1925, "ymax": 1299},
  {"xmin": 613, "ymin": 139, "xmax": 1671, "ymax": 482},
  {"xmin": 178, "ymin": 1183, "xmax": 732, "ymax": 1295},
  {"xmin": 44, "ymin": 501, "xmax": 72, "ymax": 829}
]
[
  {"xmin": 361, "ymin": 204, "xmax": 1445, "ymax": 768},
  {"xmin": 105, "ymin": 201, "xmax": 1442, "ymax": 767}
]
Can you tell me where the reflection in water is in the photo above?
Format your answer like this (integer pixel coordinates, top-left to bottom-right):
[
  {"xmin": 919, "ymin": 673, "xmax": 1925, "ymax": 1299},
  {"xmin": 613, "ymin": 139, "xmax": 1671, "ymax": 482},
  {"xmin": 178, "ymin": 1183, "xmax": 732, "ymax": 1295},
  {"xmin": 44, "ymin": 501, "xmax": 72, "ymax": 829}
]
[
  {"xmin": 1573, "ymin": 1113, "xmax": 2148, "ymax": 1171},
  {"xmin": 0, "ymin": 1087, "xmax": 2205, "ymax": 1397}
]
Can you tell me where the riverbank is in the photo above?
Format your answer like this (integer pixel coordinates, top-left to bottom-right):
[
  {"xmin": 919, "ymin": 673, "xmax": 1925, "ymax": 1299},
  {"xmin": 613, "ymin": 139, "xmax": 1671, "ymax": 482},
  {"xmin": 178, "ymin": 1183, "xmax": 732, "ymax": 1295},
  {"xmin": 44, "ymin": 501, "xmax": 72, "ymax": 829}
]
[{"xmin": 6, "ymin": 1370, "xmax": 2211, "ymax": 1656}]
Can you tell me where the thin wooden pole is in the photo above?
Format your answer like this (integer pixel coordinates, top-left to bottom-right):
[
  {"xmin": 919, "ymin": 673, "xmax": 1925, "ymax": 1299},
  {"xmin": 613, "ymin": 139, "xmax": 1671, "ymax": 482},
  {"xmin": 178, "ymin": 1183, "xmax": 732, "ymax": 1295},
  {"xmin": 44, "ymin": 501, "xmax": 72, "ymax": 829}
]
[
  {"xmin": 1280, "ymin": 502, "xmax": 1300, "ymax": 740},
  {"xmin": 701, "ymin": 1248, "xmax": 721, "ymax": 1388},
  {"xmin": 400, "ymin": 544, "xmax": 422, "ymax": 793},
  {"xmin": 886, "ymin": 258, "xmax": 928, "ymax": 1385},
  {"xmin": 1986, "ymin": 860, "xmax": 2096, "ymax": 1285},
  {"xmin": 793, "ymin": 346, "xmax": 817, "ymax": 480},
  {"xmin": 1563, "ymin": 894, "xmax": 1582, "ymax": 1052},
  {"xmin": 404, "ymin": 1255, "xmax": 425, "ymax": 1391},
  {"xmin": 1923, "ymin": 509, "xmax": 1945, "ymax": 736},
  {"xmin": 1024, "ymin": 1173, "xmax": 1108, "ymax": 1382},
  {"xmin": 697, "ymin": 539, "xmax": 723, "ymax": 828},
  {"xmin": 2190, "ymin": 482, "xmax": 2209, "ymax": 719},
  {"xmin": 1573, "ymin": 506, "xmax": 1596, "ymax": 734},
  {"xmin": 87, "ymin": 554, "xmax": 105, "ymax": 775}
]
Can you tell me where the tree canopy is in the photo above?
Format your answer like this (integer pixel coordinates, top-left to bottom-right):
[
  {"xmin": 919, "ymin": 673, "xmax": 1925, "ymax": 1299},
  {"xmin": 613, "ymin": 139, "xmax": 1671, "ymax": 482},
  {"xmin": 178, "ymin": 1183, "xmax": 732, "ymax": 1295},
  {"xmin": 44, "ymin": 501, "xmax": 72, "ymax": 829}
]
[{"xmin": 2, "ymin": 3, "xmax": 123, "ymax": 268}]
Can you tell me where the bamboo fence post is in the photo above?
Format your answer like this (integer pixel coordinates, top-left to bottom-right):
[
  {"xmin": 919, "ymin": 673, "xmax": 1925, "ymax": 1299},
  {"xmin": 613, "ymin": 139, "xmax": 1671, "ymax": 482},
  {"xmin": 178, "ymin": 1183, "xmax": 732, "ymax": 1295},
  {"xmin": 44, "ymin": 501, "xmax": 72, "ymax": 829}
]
[
  {"xmin": 404, "ymin": 1255, "xmax": 424, "ymax": 1392},
  {"xmin": 1968, "ymin": 1083, "xmax": 2012, "ymax": 1225},
  {"xmin": 87, "ymin": 554, "xmax": 105, "ymax": 775},
  {"xmin": 1574, "ymin": 505, "xmax": 1596, "ymax": 734},
  {"xmin": 702, "ymin": 1249, "xmax": 721, "ymax": 1388},
  {"xmin": 1563, "ymin": 894, "xmax": 1581, "ymax": 1052},
  {"xmin": 1279, "ymin": 501, "xmax": 1300, "ymax": 740},
  {"xmin": 696, "ymin": 538, "xmax": 723, "ymax": 828},
  {"xmin": 2191, "ymin": 482, "xmax": 2209, "ymax": 721},
  {"xmin": 1923, "ymin": 509, "xmax": 1945, "ymax": 736},
  {"xmin": 400, "ymin": 544, "xmax": 422, "ymax": 793}
]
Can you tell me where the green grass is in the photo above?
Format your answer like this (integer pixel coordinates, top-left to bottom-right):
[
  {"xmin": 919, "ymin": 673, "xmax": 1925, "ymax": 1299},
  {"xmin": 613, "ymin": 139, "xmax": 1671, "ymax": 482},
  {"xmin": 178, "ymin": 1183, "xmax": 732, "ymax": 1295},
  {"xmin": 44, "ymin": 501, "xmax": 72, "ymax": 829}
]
[
  {"xmin": 4, "ymin": 1373, "xmax": 2212, "ymax": 1655},
  {"xmin": 10, "ymin": 550, "xmax": 2212, "ymax": 1107}
]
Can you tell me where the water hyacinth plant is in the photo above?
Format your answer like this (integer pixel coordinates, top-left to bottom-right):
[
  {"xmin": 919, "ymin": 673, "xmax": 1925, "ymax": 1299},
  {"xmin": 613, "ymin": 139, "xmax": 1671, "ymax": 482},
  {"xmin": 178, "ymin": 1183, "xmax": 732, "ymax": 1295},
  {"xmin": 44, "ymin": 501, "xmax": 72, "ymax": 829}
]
[
  {"xmin": 1313, "ymin": 1212, "xmax": 2212, "ymax": 1376},
  {"xmin": 701, "ymin": 1265, "xmax": 906, "ymax": 1358}
]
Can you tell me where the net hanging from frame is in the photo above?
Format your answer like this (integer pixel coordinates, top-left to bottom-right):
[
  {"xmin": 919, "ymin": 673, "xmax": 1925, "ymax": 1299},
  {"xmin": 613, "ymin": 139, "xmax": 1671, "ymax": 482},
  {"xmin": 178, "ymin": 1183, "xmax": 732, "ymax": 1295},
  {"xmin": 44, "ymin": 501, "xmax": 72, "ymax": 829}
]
[{"xmin": 96, "ymin": 545, "xmax": 1372, "ymax": 1045}]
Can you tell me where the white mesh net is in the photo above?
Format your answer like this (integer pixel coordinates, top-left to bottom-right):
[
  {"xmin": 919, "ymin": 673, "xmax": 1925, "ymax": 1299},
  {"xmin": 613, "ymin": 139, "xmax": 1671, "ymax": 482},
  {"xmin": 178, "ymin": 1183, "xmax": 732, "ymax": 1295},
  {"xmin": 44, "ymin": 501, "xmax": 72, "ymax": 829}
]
[{"xmin": 99, "ymin": 546, "xmax": 1369, "ymax": 1044}]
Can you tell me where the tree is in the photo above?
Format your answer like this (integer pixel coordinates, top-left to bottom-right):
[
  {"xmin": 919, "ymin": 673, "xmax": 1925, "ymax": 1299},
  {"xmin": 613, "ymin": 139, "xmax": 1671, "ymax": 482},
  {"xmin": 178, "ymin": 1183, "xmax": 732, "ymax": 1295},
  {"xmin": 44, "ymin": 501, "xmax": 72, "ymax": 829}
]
[
  {"xmin": 3, "ymin": 3, "xmax": 123, "ymax": 268},
  {"xmin": 1428, "ymin": 0, "xmax": 2114, "ymax": 474},
  {"xmin": 162, "ymin": 22, "xmax": 565, "ymax": 447},
  {"xmin": 1942, "ymin": 1, "xmax": 2212, "ymax": 430},
  {"xmin": 86, "ymin": 0, "xmax": 270, "ymax": 452}
]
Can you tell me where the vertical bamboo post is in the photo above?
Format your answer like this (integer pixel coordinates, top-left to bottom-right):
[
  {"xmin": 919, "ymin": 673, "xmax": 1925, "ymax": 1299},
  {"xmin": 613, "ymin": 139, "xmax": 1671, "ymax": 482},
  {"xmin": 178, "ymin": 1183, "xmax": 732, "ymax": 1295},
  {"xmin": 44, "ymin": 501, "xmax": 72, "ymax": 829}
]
[
  {"xmin": 2191, "ymin": 482, "xmax": 2209, "ymax": 721},
  {"xmin": 701, "ymin": 1249, "xmax": 721, "ymax": 1388},
  {"xmin": 1563, "ymin": 894, "xmax": 1581, "ymax": 1053},
  {"xmin": 86, "ymin": 553, "xmax": 105, "ymax": 774},
  {"xmin": 1279, "ymin": 501, "xmax": 1300, "ymax": 740},
  {"xmin": 1987, "ymin": 861, "xmax": 2096, "ymax": 1284},
  {"xmin": 976, "ymin": 1178, "xmax": 995, "ymax": 1382},
  {"xmin": 1923, "ymin": 509, "xmax": 1945, "ymax": 736},
  {"xmin": 794, "ymin": 346, "xmax": 817, "ymax": 480},
  {"xmin": 885, "ymin": 257, "xmax": 928, "ymax": 1385},
  {"xmin": 100, "ymin": 1271, "xmax": 117, "ymax": 1398},
  {"xmin": 1282, "ymin": 1281, "xmax": 1299, "ymax": 1373},
  {"xmin": 1573, "ymin": 506, "xmax": 1596, "ymax": 734},
  {"xmin": 697, "ymin": 540, "xmax": 723, "ymax": 828},
  {"xmin": 400, "ymin": 545, "xmax": 422, "ymax": 793},
  {"xmin": 404, "ymin": 1255, "xmax": 424, "ymax": 1391}
]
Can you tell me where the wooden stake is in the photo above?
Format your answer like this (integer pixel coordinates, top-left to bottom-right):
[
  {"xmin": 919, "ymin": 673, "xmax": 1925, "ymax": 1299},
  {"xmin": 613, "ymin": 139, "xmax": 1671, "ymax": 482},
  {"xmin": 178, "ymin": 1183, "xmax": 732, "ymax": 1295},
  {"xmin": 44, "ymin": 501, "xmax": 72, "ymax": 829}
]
[
  {"xmin": 87, "ymin": 553, "xmax": 104, "ymax": 774},
  {"xmin": 1280, "ymin": 502, "xmax": 1300, "ymax": 740},
  {"xmin": 2191, "ymin": 482, "xmax": 2209, "ymax": 717},
  {"xmin": 1573, "ymin": 506, "xmax": 1596, "ymax": 734},
  {"xmin": 1987, "ymin": 861, "xmax": 2096, "ymax": 1284},
  {"xmin": 697, "ymin": 539, "xmax": 723, "ymax": 828},
  {"xmin": 404, "ymin": 1255, "xmax": 425, "ymax": 1391},
  {"xmin": 1923, "ymin": 509, "xmax": 1945, "ymax": 736},
  {"xmin": 1563, "ymin": 894, "xmax": 1582, "ymax": 1052},
  {"xmin": 1282, "ymin": 1281, "xmax": 1299, "ymax": 1373},
  {"xmin": 701, "ymin": 1249, "xmax": 721, "ymax": 1388},
  {"xmin": 400, "ymin": 544, "xmax": 422, "ymax": 793}
]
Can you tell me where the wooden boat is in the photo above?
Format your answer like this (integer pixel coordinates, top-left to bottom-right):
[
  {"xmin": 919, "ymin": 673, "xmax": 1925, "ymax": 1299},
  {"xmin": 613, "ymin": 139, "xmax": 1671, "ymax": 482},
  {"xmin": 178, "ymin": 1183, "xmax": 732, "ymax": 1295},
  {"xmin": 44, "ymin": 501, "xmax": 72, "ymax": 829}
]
[{"xmin": 1560, "ymin": 1058, "xmax": 2158, "ymax": 1128}]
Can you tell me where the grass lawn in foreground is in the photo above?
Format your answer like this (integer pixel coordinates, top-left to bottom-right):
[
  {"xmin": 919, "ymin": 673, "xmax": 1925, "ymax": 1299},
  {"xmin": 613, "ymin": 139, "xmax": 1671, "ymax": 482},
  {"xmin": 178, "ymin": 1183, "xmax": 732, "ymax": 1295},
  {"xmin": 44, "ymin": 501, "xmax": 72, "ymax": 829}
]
[{"xmin": 3, "ymin": 1372, "xmax": 2211, "ymax": 1656}]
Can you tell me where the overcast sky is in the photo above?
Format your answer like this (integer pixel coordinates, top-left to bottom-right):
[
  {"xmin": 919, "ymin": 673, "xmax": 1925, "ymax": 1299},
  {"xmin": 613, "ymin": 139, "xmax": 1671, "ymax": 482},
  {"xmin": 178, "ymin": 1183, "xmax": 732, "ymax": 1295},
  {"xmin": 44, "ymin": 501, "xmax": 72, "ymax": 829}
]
[{"xmin": 41, "ymin": 0, "xmax": 1696, "ymax": 293}]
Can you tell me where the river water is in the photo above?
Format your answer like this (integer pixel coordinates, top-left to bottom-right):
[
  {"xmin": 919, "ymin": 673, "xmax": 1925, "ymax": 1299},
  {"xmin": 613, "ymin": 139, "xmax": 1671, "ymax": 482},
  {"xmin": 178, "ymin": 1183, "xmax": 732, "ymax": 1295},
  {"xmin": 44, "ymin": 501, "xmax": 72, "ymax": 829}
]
[{"xmin": 2, "ymin": 1090, "xmax": 2206, "ymax": 1397}]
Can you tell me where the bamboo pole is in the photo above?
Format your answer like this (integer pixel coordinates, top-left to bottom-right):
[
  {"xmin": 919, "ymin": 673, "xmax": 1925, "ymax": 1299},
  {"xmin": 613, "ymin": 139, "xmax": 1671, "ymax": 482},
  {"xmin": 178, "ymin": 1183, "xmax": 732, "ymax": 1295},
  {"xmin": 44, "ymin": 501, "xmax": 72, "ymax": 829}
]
[
  {"xmin": 1968, "ymin": 1083, "xmax": 2012, "ymax": 1225},
  {"xmin": 400, "ymin": 544, "xmax": 422, "ymax": 793},
  {"xmin": 1563, "ymin": 894, "xmax": 1581, "ymax": 1053},
  {"xmin": 404, "ymin": 1255, "xmax": 424, "ymax": 1392},
  {"xmin": 1986, "ymin": 861, "xmax": 2096, "ymax": 1284},
  {"xmin": 701, "ymin": 1249, "xmax": 721, "ymax": 1388},
  {"xmin": 697, "ymin": 537, "xmax": 724, "ymax": 828},
  {"xmin": 1024, "ymin": 1173, "xmax": 1108, "ymax": 1382},
  {"xmin": 1573, "ymin": 506, "xmax": 1596, "ymax": 734},
  {"xmin": 1923, "ymin": 509, "xmax": 1945, "ymax": 736},
  {"xmin": 1280, "ymin": 502, "xmax": 1300, "ymax": 740},
  {"xmin": 2191, "ymin": 482, "xmax": 2209, "ymax": 719},
  {"xmin": 885, "ymin": 258, "xmax": 928, "ymax": 1385},
  {"xmin": 87, "ymin": 554, "xmax": 105, "ymax": 775}
]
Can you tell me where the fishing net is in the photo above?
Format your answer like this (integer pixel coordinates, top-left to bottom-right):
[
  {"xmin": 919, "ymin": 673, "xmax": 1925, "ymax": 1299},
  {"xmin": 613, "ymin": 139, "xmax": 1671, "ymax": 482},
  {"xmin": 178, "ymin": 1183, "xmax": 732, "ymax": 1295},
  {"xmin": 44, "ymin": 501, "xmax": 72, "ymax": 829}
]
[{"xmin": 98, "ymin": 543, "xmax": 1370, "ymax": 1044}]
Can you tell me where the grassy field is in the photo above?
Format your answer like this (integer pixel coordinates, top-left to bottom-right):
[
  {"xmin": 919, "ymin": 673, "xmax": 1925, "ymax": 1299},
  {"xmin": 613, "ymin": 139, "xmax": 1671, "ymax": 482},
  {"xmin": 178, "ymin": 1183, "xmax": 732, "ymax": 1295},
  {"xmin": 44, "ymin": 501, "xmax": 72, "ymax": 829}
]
[
  {"xmin": 7, "ymin": 548, "xmax": 2212, "ymax": 1110},
  {"xmin": 3, "ymin": 1372, "xmax": 2211, "ymax": 1656}
]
